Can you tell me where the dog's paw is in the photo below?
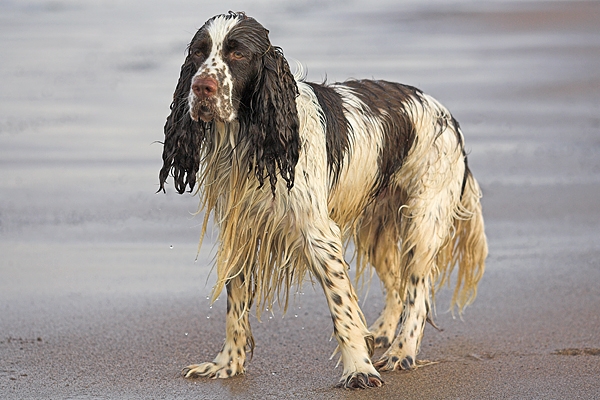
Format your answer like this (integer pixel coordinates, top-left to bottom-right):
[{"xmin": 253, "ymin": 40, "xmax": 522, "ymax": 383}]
[
  {"xmin": 182, "ymin": 361, "xmax": 244, "ymax": 379},
  {"xmin": 336, "ymin": 372, "xmax": 383, "ymax": 389},
  {"xmin": 373, "ymin": 354, "xmax": 415, "ymax": 371}
]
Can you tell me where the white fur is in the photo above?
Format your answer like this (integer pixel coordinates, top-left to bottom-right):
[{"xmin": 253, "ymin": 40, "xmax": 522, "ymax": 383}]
[
  {"xmin": 188, "ymin": 15, "xmax": 237, "ymax": 121},
  {"xmin": 328, "ymin": 84, "xmax": 385, "ymax": 235}
]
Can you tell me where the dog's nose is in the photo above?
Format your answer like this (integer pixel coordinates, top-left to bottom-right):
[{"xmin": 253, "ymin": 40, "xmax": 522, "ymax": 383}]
[{"xmin": 192, "ymin": 77, "xmax": 218, "ymax": 98}]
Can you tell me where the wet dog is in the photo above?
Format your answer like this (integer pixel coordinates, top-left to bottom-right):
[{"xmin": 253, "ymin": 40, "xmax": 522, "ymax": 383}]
[{"xmin": 159, "ymin": 12, "xmax": 487, "ymax": 389}]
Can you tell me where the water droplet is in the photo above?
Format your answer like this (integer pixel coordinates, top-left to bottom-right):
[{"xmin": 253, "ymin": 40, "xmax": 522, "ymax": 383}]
[
  {"xmin": 269, "ymin": 316, "xmax": 272, "ymax": 319},
  {"xmin": 207, "ymin": 316, "xmax": 210, "ymax": 319},
  {"xmin": 294, "ymin": 314, "xmax": 298, "ymax": 318},
  {"xmin": 209, "ymin": 306, "xmax": 213, "ymax": 309},
  {"xmin": 301, "ymin": 327, "xmax": 305, "ymax": 330},
  {"xmin": 184, "ymin": 332, "xmax": 188, "ymax": 336},
  {"xmin": 169, "ymin": 245, "xmax": 173, "ymax": 249}
]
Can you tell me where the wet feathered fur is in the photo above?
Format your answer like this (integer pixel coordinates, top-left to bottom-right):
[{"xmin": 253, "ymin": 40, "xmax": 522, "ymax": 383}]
[{"xmin": 159, "ymin": 12, "xmax": 487, "ymax": 388}]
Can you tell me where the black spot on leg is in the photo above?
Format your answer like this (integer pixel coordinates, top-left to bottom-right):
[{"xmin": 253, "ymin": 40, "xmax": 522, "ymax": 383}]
[
  {"xmin": 398, "ymin": 341, "xmax": 403, "ymax": 349},
  {"xmin": 331, "ymin": 293, "xmax": 343, "ymax": 306},
  {"xmin": 410, "ymin": 274, "xmax": 419, "ymax": 286},
  {"xmin": 226, "ymin": 368, "xmax": 232, "ymax": 376},
  {"xmin": 324, "ymin": 277, "xmax": 334, "ymax": 289},
  {"xmin": 391, "ymin": 356, "xmax": 399, "ymax": 363},
  {"xmin": 375, "ymin": 336, "xmax": 389, "ymax": 347}
]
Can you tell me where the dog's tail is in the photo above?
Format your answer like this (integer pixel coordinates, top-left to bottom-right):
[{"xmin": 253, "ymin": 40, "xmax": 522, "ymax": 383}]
[{"xmin": 435, "ymin": 169, "xmax": 488, "ymax": 312}]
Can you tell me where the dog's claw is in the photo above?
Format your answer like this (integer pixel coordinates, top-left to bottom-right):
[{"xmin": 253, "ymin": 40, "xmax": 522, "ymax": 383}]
[{"xmin": 336, "ymin": 372, "xmax": 383, "ymax": 389}]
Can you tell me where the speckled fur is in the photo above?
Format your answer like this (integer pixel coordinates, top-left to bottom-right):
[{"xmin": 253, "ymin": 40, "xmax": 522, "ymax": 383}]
[{"xmin": 161, "ymin": 12, "xmax": 487, "ymax": 389}]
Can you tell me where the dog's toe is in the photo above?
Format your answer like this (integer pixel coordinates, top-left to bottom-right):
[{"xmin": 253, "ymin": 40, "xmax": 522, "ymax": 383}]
[{"xmin": 337, "ymin": 372, "xmax": 383, "ymax": 389}]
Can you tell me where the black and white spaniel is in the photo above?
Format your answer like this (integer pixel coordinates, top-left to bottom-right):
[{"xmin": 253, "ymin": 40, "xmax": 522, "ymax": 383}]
[{"xmin": 159, "ymin": 12, "xmax": 487, "ymax": 389}]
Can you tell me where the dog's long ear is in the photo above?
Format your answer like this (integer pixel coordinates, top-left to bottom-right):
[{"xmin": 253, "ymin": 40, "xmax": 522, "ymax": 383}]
[
  {"xmin": 247, "ymin": 45, "xmax": 300, "ymax": 195},
  {"xmin": 158, "ymin": 56, "xmax": 207, "ymax": 194}
]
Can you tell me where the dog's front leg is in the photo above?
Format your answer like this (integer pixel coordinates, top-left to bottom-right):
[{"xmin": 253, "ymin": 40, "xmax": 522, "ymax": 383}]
[
  {"xmin": 182, "ymin": 273, "xmax": 253, "ymax": 379},
  {"xmin": 306, "ymin": 223, "xmax": 383, "ymax": 389}
]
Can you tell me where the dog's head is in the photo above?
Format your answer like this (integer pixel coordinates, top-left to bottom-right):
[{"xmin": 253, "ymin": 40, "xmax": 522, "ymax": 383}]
[{"xmin": 159, "ymin": 12, "xmax": 300, "ymax": 195}]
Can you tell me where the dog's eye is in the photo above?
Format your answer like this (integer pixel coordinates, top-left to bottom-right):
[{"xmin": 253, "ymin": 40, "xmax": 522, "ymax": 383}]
[
  {"xmin": 192, "ymin": 49, "xmax": 204, "ymax": 58},
  {"xmin": 230, "ymin": 51, "xmax": 244, "ymax": 60}
]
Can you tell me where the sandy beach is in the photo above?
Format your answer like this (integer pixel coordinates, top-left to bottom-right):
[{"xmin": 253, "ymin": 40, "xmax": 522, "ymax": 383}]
[{"xmin": 1, "ymin": 1, "xmax": 599, "ymax": 399}]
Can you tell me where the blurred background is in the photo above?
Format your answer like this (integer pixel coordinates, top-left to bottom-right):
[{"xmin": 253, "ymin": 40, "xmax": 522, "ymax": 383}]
[
  {"xmin": 1, "ymin": 0, "xmax": 599, "ymax": 244},
  {"xmin": 1, "ymin": 1, "xmax": 599, "ymax": 398}
]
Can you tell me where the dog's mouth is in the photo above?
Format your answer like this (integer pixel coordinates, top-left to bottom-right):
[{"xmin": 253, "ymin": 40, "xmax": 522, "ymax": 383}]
[
  {"xmin": 190, "ymin": 101, "xmax": 216, "ymax": 122},
  {"xmin": 189, "ymin": 93, "xmax": 236, "ymax": 123}
]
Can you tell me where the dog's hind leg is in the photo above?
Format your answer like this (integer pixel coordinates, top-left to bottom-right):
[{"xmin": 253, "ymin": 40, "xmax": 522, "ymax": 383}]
[
  {"xmin": 365, "ymin": 233, "xmax": 404, "ymax": 349},
  {"xmin": 374, "ymin": 147, "xmax": 463, "ymax": 371},
  {"xmin": 355, "ymin": 202, "xmax": 404, "ymax": 349},
  {"xmin": 182, "ymin": 273, "xmax": 253, "ymax": 379},
  {"xmin": 373, "ymin": 272, "xmax": 432, "ymax": 371}
]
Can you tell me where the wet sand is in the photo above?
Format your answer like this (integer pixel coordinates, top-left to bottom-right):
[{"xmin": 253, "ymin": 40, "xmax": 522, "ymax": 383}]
[{"xmin": 1, "ymin": 1, "xmax": 599, "ymax": 399}]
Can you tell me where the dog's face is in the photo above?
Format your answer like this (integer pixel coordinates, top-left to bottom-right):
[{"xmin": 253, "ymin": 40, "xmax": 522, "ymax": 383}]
[
  {"xmin": 160, "ymin": 12, "xmax": 300, "ymax": 195},
  {"xmin": 187, "ymin": 14, "xmax": 270, "ymax": 122}
]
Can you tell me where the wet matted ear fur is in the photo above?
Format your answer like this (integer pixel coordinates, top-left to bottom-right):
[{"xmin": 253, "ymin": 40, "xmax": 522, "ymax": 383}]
[
  {"xmin": 242, "ymin": 44, "xmax": 301, "ymax": 195},
  {"xmin": 158, "ymin": 54, "xmax": 210, "ymax": 194}
]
